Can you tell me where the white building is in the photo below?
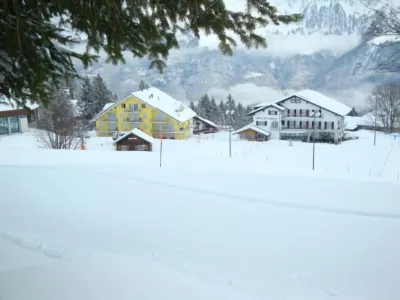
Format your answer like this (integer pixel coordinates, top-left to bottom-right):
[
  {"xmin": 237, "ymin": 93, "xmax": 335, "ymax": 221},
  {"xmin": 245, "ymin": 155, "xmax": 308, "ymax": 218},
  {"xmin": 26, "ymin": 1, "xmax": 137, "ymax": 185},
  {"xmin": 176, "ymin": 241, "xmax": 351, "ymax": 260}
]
[{"xmin": 234, "ymin": 90, "xmax": 352, "ymax": 144}]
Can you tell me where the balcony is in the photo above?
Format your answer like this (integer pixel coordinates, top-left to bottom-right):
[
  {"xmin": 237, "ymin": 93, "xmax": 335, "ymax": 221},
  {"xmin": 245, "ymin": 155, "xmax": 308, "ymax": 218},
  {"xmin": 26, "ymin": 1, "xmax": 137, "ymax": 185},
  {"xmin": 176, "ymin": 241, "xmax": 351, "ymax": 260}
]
[
  {"xmin": 281, "ymin": 125, "xmax": 336, "ymax": 131},
  {"xmin": 124, "ymin": 108, "xmax": 140, "ymax": 113},
  {"xmin": 282, "ymin": 112, "xmax": 323, "ymax": 118}
]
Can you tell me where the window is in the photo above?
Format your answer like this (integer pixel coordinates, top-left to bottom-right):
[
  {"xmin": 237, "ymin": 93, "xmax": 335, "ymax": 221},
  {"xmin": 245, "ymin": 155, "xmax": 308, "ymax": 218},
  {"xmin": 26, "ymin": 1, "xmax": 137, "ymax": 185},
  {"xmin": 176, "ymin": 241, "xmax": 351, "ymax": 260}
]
[
  {"xmin": 324, "ymin": 122, "xmax": 327, "ymax": 129},
  {"xmin": 299, "ymin": 121, "xmax": 302, "ymax": 128},
  {"xmin": 256, "ymin": 121, "xmax": 261, "ymax": 126},
  {"xmin": 290, "ymin": 97, "xmax": 301, "ymax": 103},
  {"xmin": 133, "ymin": 104, "xmax": 139, "ymax": 111},
  {"xmin": 141, "ymin": 103, "xmax": 146, "ymax": 109},
  {"xmin": 306, "ymin": 121, "xmax": 309, "ymax": 128},
  {"xmin": 271, "ymin": 121, "xmax": 278, "ymax": 129},
  {"xmin": 0, "ymin": 117, "xmax": 8, "ymax": 135},
  {"xmin": 331, "ymin": 122, "xmax": 335, "ymax": 129},
  {"xmin": 318, "ymin": 121, "xmax": 321, "ymax": 129},
  {"xmin": 281, "ymin": 120, "xmax": 285, "ymax": 126},
  {"xmin": 122, "ymin": 103, "xmax": 126, "ymax": 108},
  {"xmin": 293, "ymin": 121, "xmax": 297, "ymax": 128},
  {"xmin": 293, "ymin": 109, "xmax": 297, "ymax": 116},
  {"xmin": 264, "ymin": 121, "xmax": 268, "ymax": 126},
  {"xmin": 306, "ymin": 110, "xmax": 309, "ymax": 117},
  {"xmin": 268, "ymin": 110, "xmax": 277, "ymax": 115}
]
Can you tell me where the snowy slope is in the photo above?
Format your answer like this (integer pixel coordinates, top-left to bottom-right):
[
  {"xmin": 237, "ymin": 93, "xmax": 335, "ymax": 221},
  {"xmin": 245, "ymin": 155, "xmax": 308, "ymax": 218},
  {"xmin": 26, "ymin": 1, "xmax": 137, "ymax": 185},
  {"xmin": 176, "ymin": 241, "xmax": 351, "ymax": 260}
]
[{"xmin": 1, "ymin": 132, "xmax": 400, "ymax": 299}]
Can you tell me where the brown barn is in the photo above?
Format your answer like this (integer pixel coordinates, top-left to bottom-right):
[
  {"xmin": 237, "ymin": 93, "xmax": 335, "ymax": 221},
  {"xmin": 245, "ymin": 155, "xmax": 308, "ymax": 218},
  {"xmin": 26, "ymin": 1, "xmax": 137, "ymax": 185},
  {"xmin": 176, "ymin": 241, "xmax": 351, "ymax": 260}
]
[
  {"xmin": 114, "ymin": 128, "xmax": 154, "ymax": 151},
  {"xmin": 233, "ymin": 124, "xmax": 270, "ymax": 141}
]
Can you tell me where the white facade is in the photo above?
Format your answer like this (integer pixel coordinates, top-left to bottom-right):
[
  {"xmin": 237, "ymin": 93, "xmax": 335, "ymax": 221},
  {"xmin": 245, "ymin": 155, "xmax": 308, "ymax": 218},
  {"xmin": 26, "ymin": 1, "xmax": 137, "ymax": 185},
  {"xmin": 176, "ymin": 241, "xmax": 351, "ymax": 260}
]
[
  {"xmin": 253, "ymin": 107, "xmax": 281, "ymax": 140},
  {"xmin": 251, "ymin": 93, "xmax": 349, "ymax": 143}
]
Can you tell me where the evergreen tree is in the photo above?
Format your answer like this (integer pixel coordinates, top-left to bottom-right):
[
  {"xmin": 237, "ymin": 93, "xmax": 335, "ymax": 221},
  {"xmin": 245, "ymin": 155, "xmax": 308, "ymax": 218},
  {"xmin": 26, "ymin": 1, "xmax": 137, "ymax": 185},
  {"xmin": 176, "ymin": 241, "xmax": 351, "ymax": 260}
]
[
  {"xmin": 348, "ymin": 107, "xmax": 358, "ymax": 116},
  {"xmin": 198, "ymin": 94, "xmax": 212, "ymax": 119},
  {"xmin": 235, "ymin": 102, "xmax": 247, "ymax": 129},
  {"xmin": 77, "ymin": 77, "xmax": 93, "ymax": 120},
  {"xmin": 226, "ymin": 94, "xmax": 236, "ymax": 128},
  {"xmin": 189, "ymin": 101, "xmax": 197, "ymax": 113},
  {"xmin": 90, "ymin": 74, "xmax": 114, "ymax": 118},
  {"xmin": 138, "ymin": 79, "xmax": 150, "ymax": 90},
  {"xmin": 245, "ymin": 105, "xmax": 253, "ymax": 124},
  {"xmin": 218, "ymin": 100, "xmax": 226, "ymax": 127},
  {"xmin": 209, "ymin": 96, "xmax": 219, "ymax": 123},
  {"xmin": 1, "ymin": 1, "xmax": 302, "ymax": 107}
]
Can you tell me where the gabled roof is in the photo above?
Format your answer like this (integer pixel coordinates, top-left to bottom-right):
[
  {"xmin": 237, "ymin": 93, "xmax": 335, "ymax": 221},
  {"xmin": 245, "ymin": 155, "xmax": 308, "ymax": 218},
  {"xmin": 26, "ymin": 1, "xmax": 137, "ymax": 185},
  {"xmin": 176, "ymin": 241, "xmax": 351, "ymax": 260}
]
[
  {"xmin": 247, "ymin": 103, "xmax": 286, "ymax": 116},
  {"xmin": 102, "ymin": 103, "xmax": 114, "ymax": 111},
  {"xmin": 114, "ymin": 128, "xmax": 155, "ymax": 144},
  {"xmin": 233, "ymin": 124, "xmax": 271, "ymax": 136},
  {"xmin": 194, "ymin": 116, "xmax": 218, "ymax": 128},
  {"xmin": 279, "ymin": 90, "xmax": 351, "ymax": 117},
  {"xmin": 91, "ymin": 87, "xmax": 196, "ymax": 123},
  {"xmin": 248, "ymin": 90, "xmax": 352, "ymax": 117}
]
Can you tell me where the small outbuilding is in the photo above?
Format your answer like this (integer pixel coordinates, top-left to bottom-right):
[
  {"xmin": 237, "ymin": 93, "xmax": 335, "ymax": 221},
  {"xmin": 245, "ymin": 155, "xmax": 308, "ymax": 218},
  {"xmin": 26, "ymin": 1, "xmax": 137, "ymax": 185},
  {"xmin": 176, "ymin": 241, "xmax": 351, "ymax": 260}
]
[
  {"xmin": 193, "ymin": 116, "xmax": 219, "ymax": 134},
  {"xmin": 114, "ymin": 128, "xmax": 154, "ymax": 151},
  {"xmin": 233, "ymin": 124, "xmax": 271, "ymax": 141}
]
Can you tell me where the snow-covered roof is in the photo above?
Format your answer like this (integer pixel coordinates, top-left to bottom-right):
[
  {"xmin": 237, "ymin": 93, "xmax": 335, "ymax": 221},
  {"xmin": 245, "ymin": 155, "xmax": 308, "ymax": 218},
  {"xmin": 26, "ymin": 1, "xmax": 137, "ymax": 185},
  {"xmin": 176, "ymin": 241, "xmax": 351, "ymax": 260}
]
[
  {"xmin": 103, "ymin": 103, "xmax": 114, "ymax": 111},
  {"xmin": 248, "ymin": 103, "xmax": 285, "ymax": 115},
  {"xmin": 132, "ymin": 87, "xmax": 196, "ymax": 123},
  {"xmin": 0, "ymin": 98, "xmax": 39, "ymax": 112},
  {"xmin": 91, "ymin": 87, "xmax": 196, "ymax": 123},
  {"xmin": 233, "ymin": 124, "xmax": 271, "ymax": 136},
  {"xmin": 360, "ymin": 112, "xmax": 386, "ymax": 127},
  {"xmin": 369, "ymin": 35, "xmax": 400, "ymax": 46},
  {"xmin": 288, "ymin": 90, "xmax": 352, "ymax": 117},
  {"xmin": 194, "ymin": 116, "xmax": 218, "ymax": 128},
  {"xmin": 114, "ymin": 128, "xmax": 155, "ymax": 144},
  {"xmin": 345, "ymin": 116, "xmax": 362, "ymax": 130},
  {"xmin": 344, "ymin": 113, "xmax": 389, "ymax": 130}
]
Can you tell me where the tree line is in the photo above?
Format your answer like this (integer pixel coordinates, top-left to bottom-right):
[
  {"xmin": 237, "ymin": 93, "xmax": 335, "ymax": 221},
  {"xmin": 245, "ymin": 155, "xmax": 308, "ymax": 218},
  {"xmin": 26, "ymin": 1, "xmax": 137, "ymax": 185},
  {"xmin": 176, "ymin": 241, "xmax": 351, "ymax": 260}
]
[{"xmin": 189, "ymin": 94, "xmax": 253, "ymax": 130}]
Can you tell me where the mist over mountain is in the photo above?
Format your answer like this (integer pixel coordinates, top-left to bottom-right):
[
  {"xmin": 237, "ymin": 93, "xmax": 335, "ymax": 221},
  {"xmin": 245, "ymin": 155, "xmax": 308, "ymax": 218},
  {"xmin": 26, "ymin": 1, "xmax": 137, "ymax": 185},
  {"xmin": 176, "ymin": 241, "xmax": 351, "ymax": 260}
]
[{"xmin": 75, "ymin": 0, "xmax": 399, "ymax": 109}]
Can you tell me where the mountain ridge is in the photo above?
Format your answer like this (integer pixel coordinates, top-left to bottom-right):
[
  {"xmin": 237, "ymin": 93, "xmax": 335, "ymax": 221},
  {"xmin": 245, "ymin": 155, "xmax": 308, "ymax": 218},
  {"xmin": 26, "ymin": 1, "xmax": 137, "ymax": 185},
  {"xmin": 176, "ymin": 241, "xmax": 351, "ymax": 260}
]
[{"xmin": 75, "ymin": 0, "xmax": 397, "ymax": 109}]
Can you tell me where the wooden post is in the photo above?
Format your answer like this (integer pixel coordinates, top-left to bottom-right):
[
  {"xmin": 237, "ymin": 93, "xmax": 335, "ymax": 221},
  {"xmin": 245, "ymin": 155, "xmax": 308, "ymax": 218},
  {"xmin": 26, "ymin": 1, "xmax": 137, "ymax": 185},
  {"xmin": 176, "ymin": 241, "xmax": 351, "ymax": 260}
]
[{"xmin": 159, "ymin": 134, "xmax": 163, "ymax": 167}]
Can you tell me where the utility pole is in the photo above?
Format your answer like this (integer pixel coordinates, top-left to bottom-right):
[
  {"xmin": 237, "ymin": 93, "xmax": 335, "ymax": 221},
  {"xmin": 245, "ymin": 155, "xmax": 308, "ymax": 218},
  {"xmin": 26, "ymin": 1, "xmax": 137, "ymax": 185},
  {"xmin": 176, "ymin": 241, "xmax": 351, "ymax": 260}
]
[
  {"xmin": 226, "ymin": 109, "xmax": 234, "ymax": 158},
  {"xmin": 374, "ymin": 95, "xmax": 378, "ymax": 146},
  {"xmin": 312, "ymin": 111, "xmax": 320, "ymax": 170}
]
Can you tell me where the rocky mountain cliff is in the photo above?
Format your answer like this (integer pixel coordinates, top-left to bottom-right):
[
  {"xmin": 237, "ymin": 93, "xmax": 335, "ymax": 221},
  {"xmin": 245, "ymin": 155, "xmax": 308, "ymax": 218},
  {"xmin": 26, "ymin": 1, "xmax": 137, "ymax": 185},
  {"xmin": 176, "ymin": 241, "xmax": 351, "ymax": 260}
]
[{"xmin": 77, "ymin": 0, "xmax": 398, "ymax": 107}]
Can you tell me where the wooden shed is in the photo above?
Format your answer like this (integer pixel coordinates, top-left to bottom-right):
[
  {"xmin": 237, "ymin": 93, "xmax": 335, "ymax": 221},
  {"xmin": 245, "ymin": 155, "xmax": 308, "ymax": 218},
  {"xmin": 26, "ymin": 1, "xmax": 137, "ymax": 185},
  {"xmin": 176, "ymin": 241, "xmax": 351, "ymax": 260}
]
[
  {"xmin": 114, "ymin": 128, "xmax": 154, "ymax": 151},
  {"xmin": 232, "ymin": 124, "xmax": 271, "ymax": 141}
]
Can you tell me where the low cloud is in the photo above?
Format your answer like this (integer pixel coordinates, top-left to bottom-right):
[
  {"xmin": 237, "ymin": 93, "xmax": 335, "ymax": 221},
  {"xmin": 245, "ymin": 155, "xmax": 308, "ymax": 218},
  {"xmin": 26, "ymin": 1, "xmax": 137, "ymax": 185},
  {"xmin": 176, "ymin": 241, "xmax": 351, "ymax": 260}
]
[
  {"xmin": 198, "ymin": 33, "xmax": 361, "ymax": 57},
  {"xmin": 208, "ymin": 83, "xmax": 296, "ymax": 106},
  {"xmin": 208, "ymin": 83, "xmax": 373, "ymax": 111}
]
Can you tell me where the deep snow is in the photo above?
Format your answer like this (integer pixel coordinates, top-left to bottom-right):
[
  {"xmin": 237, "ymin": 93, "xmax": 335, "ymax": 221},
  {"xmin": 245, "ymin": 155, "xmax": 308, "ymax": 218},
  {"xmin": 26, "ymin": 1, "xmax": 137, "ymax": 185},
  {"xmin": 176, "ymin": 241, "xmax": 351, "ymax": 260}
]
[{"xmin": 0, "ymin": 130, "xmax": 400, "ymax": 300}]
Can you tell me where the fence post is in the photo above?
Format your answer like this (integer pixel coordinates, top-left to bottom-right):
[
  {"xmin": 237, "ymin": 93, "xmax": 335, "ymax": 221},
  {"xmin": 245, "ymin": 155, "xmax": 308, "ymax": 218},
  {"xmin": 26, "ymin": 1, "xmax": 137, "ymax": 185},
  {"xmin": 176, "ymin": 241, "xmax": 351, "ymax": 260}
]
[
  {"xmin": 398, "ymin": 172, "xmax": 399, "ymax": 181},
  {"xmin": 369, "ymin": 169, "xmax": 372, "ymax": 177},
  {"xmin": 347, "ymin": 166, "xmax": 350, "ymax": 174}
]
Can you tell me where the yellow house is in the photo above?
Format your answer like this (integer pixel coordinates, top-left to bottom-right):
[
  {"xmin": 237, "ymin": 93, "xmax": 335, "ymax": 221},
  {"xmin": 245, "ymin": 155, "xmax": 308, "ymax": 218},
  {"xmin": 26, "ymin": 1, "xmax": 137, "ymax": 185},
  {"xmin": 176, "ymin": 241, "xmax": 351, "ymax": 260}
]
[{"xmin": 91, "ymin": 87, "xmax": 196, "ymax": 140}]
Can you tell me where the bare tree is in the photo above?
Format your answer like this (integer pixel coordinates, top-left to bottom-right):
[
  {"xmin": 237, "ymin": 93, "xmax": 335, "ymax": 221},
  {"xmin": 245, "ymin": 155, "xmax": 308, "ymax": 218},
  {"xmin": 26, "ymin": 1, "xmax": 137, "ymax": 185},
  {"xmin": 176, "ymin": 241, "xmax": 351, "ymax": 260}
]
[
  {"xmin": 36, "ymin": 89, "xmax": 88, "ymax": 149},
  {"xmin": 365, "ymin": 84, "xmax": 400, "ymax": 132},
  {"xmin": 361, "ymin": 0, "xmax": 400, "ymax": 71}
]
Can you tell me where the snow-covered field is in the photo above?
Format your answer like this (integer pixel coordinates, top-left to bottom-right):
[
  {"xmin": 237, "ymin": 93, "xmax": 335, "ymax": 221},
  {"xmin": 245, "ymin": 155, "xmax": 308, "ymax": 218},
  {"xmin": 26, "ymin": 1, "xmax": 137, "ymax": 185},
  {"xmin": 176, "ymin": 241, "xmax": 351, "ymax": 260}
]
[{"xmin": 1, "ymin": 130, "xmax": 400, "ymax": 300}]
